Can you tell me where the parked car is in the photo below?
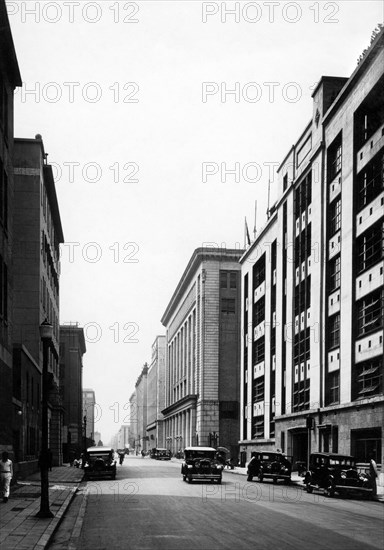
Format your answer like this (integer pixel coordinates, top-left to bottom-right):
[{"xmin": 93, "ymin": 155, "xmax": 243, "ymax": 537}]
[
  {"xmin": 304, "ymin": 452, "xmax": 373, "ymax": 498},
  {"xmin": 83, "ymin": 447, "xmax": 117, "ymax": 480},
  {"xmin": 181, "ymin": 446, "xmax": 223, "ymax": 484},
  {"xmin": 154, "ymin": 448, "xmax": 171, "ymax": 460},
  {"xmin": 247, "ymin": 451, "xmax": 292, "ymax": 484}
]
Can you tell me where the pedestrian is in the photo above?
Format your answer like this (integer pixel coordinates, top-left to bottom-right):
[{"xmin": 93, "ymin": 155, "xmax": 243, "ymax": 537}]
[
  {"xmin": 369, "ymin": 453, "xmax": 378, "ymax": 497},
  {"xmin": 0, "ymin": 451, "xmax": 13, "ymax": 503}
]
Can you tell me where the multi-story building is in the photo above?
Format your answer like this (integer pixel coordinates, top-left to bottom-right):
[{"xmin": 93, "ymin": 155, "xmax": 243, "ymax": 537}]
[
  {"xmin": 128, "ymin": 390, "xmax": 138, "ymax": 453},
  {"xmin": 60, "ymin": 324, "xmax": 86, "ymax": 461},
  {"xmin": 82, "ymin": 387, "xmax": 95, "ymax": 443},
  {"xmin": 240, "ymin": 27, "xmax": 384, "ymax": 469},
  {"xmin": 117, "ymin": 424, "xmax": 130, "ymax": 450},
  {"xmin": 0, "ymin": 0, "xmax": 21, "ymax": 458},
  {"xmin": 146, "ymin": 335, "xmax": 166, "ymax": 449},
  {"xmin": 161, "ymin": 247, "xmax": 243, "ymax": 457},
  {"xmin": 13, "ymin": 135, "xmax": 64, "ymax": 468},
  {"xmin": 135, "ymin": 364, "xmax": 148, "ymax": 453}
]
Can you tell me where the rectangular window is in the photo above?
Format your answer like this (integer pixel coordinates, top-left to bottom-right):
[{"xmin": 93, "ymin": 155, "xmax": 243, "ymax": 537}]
[
  {"xmin": 220, "ymin": 271, "xmax": 227, "ymax": 289},
  {"xmin": 329, "ymin": 255, "xmax": 341, "ymax": 292},
  {"xmin": 357, "ymin": 152, "xmax": 384, "ymax": 211},
  {"xmin": 229, "ymin": 272, "xmax": 237, "ymax": 289},
  {"xmin": 253, "ymin": 255, "xmax": 266, "ymax": 288},
  {"xmin": 327, "ymin": 371, "xmax": 340, "ymax": 405},
  {"xmin": 327, "ymin": 134, "xmax": 342, "ymax": 182},
  {"xmin": 329, "ymin": 198, "xmax": 341, "ymax": 235},
  {"xmin": 357, "ymin": 222, "xmax": 384, "ymax": 273},
  {"xmin": 254, "ymin": 377, "xmax": 264, "ymax": 402},
  {"xmin": 254, "ymin": 337, "xmax": 265, "ymax": 364},
  {"xmin": 254, "ymin": 296, "xmax": 265, "ymax": 326},
  {"xmin": 357, "ymin": 289, "xmax": 383, "ymax": 336},
  {"xmin": 221, "ymin": 298, "xmax": 235, "ymax": 314},
  {"xmin": 329, "ymin": 313, "xmax": 340, "ymax": 349},
  {"xmin": 253, "ymin": 415, "xmax": 264, "ymax": 439},
  {"xmin": 354, "ymin": 357, "xmax": 383, "ymax": 398}
]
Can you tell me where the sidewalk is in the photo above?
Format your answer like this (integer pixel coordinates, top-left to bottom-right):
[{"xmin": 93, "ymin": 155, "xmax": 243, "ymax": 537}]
[{"xmin": 0, "ymin": 465, "xmax": 83, "ymax": 550}]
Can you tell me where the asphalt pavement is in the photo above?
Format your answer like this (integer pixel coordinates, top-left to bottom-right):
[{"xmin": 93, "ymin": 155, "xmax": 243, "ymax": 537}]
[{"xmin": 1, "ymin": 460, "xmax": 382, "ymax": 550}]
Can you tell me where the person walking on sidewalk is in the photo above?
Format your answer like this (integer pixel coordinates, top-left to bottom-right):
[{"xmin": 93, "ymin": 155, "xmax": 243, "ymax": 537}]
[
  {"xmin": 369, "ymin": 453, "xmax": 378, "ymax": 497},
  {"xmin": 0, "ymin": 451, "xmax": 13, "ymax": 503}
]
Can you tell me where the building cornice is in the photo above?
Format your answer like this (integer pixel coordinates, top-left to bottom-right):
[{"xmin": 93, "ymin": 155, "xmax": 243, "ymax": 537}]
[
  {"xmin": 161, "ymin": 247, "xmax": 243, "ymax": 326},
  {"xmin": 161, "ymin": 394, "xmax": 197, "ymax": 417}
]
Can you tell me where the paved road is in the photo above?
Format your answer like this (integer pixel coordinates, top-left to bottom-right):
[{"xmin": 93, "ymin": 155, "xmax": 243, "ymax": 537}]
[{"xmin": 50, "ymin": 457, "xmax": 383, "ymax": 550}]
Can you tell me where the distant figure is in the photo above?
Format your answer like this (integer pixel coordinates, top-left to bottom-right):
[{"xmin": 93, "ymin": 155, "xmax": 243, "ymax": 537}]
[
  {"xmin": 141, "ymin": 450, "xmax": 145, "ymax": 458},
  {"xmin": 369, "ymin": 453, "xmax": 378, "ymax": 496},
  {"xmin": 0, "ymin": 451, "xmax": 13, "ymax": 503}
]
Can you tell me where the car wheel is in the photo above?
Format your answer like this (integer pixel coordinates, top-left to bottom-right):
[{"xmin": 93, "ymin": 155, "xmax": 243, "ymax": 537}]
[
  {"xmin": 306, "ymin": 482, "xmax": 313, "ymax": 493},
  {"xmin": 258, "ymin": 474, "xmax": 263, "ymax": 483},
  {"xmin": 284, "ymin": 478, "xmax": 290, "ymax": 485},
  {"xmin": 183, "ymin": 475, "xmax": 186, "ymax": 482},
  {"xmin": 273, "ymin": 477, "xmax": 277, "ymax": 484},
  {"xmin": 187, "ymin": 476, "xmax": 192, "ymax": 484},
  {"xmin": 217, "ymin": 478, "xmax": 222, "ymax": 485},
  {"xmin": 325, "ymin": 483, "xmax": 335, "ymax": 498},
  {"xmin": 247, "ymin": 475, "xmax": 253, "ymax": 482}
]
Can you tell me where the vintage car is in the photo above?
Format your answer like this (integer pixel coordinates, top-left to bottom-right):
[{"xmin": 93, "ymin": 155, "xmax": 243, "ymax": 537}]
[
  {"xmin": 304, "ymin": 452, "xmax": 373, "ymax": 498},
  {"xmin": 247, "ymin": 451, "xmax": 292, "ymax": 484},
  {"xmin": 181, "ymin": 446, "xmax": 223, "ymax": 484},
  {"xmin": 153, "ymin": 448, "xmax": 171, "ymax": 460},
  {"xmin": 83, "ymin": 446, "xmax": 117, "ymax": 480}
]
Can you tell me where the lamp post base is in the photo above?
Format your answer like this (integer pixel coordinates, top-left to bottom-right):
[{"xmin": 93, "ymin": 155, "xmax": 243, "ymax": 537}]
[{"xmin": 35, "ymin": 509, "xmax": 54, "ymax": 518}]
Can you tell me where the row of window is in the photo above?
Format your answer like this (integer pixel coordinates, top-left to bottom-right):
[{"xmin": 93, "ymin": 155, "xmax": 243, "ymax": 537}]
[{"xmin": 357, "ymin": 150, "xmax": 384, "ymax": 211}]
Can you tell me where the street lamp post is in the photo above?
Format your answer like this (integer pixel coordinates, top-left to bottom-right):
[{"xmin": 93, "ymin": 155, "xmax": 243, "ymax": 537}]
[{"xmin": 36, "ymin": 319, "xmax": 54, "ymax": 518}]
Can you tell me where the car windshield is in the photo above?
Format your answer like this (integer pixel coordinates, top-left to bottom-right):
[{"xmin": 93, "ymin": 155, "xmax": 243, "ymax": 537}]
[
  {"xmin": 329, "ymin": 457, "xmax": 355, "ymax": 467},
  {"xmin": 260, "ymin": 454, "xmax": 279, "ymax": 461},
  {"xmin": 186, "ymin": 451, "xmax": 215, "ymax": 460}
]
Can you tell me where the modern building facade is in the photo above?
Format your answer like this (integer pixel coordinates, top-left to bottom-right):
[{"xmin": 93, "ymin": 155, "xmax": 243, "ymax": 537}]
[
  {"xmin": 240, "ymin": 27, "xmax": 384, "ymax": 470},
  {"xmin": 161, "ymin": 247, "xmax": 243, "ymax": 457},
  {"xmin": 60, "ymin": 324, "xmax": 86, "ymax": 461},
  {"xmin": 0, "ymin": 0, "xmax": 21, "ymax": 458},
  {"xmin": 146, "ymin": 335, "xmax": 166, "ymax": 449},
  {"xmin": 13, "ymin": 135, "xmax": 64, "ymax": 468}
]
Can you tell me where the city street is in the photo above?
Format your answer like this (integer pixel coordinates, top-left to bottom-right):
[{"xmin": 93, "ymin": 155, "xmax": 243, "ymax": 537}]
[{"xmin": 49, "ymin": 457, "xmax": 383, "ymax": 550}]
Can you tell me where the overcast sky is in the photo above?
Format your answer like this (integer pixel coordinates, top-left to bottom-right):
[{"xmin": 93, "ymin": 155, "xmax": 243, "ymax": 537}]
[{"xmin": 8, "ymin": 0, "xmax": 384, "ymax": 442}]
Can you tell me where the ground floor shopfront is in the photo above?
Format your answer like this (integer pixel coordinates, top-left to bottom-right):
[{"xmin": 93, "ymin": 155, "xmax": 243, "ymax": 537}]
[{"xmin": 239, "ymin": 398, "xmax": 383, "ymax": 473}]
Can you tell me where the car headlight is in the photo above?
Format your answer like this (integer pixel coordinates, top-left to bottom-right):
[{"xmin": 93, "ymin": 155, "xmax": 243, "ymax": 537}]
[
  {"xmin": 217, "ymin": 465, "xmax": 223, "ymax": 470},
  {"xmin": 340, "ymin": 472, "xmax": 346, "ymax": 478},
  {"xmin": 187, "ymin": 464, "xmax": 193, "ymax": 469}
]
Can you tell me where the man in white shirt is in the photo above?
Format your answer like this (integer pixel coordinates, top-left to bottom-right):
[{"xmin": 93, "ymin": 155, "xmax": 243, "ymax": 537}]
[{"xmin": 0, "ymin": 451, "xmax": 13, "ymax": 503}]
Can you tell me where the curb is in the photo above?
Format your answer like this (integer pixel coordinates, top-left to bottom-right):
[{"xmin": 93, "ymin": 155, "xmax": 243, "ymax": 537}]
[
  {"xmin": 34, "ymin": 484, "xmax": 80, "ymax": 550},
  {"xmin": 68, "ymin": 487, "xmax": 88, "ymax": 550}
]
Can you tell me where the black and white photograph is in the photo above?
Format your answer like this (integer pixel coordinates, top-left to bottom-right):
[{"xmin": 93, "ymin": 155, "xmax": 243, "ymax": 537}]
[{"xmin": 0, "ymin": 0, "xmax": 383, "ymax": 548}]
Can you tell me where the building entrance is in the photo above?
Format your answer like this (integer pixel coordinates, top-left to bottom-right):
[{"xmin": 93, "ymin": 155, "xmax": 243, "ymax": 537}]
[{"xmin": 289, "ymin": 429, "xmax": 308, "ymax": 471}]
